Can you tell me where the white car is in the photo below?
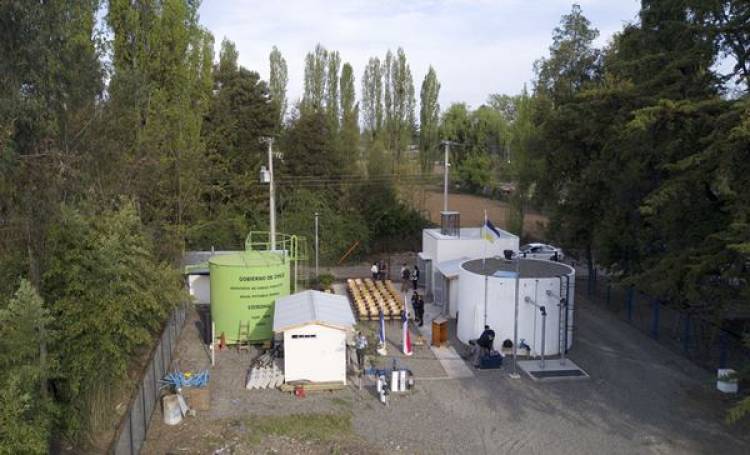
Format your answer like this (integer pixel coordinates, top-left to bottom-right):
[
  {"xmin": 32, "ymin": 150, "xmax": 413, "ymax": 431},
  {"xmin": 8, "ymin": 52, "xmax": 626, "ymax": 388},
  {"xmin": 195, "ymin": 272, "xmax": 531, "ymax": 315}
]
[{"xmin": 519, "ymin": 243, "xmax": 564, "ymax": 261}]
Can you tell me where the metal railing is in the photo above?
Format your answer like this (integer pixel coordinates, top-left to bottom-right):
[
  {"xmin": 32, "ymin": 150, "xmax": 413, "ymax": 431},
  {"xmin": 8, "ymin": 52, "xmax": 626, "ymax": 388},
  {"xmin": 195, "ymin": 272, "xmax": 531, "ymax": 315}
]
[{"xmin": 577, "ymin": 276, "xmax": 750, "ymax": 373}]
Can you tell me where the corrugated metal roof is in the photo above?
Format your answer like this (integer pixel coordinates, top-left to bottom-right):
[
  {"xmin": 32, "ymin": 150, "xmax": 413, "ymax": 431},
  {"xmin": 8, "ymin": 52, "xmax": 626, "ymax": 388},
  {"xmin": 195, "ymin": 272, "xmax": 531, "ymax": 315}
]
[
  {"xmin": 273, "ymin": 290, "xmax": 355, "ymax": 332},
  {"xmin": 436, "ymin": 257, "xmax": 470, "ymax": 279}
]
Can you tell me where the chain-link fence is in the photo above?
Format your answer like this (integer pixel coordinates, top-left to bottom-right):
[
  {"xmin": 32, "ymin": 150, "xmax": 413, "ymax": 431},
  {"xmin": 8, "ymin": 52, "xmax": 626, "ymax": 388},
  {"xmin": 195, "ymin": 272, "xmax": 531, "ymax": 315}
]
[
  {"xmin": 577, "ymin": 275, "xmax": 750, "ymax": 373},
  {"xmin": 109, "ymin": 302, "xmax": 189, "ymax": 455}
]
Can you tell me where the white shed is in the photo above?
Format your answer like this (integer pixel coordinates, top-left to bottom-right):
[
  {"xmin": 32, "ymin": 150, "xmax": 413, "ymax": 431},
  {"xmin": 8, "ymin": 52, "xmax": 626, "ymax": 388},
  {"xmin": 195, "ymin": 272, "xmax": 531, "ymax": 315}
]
[{"xmin": 273, "ymin": 290, "xmax": 355, "ymax": 384}]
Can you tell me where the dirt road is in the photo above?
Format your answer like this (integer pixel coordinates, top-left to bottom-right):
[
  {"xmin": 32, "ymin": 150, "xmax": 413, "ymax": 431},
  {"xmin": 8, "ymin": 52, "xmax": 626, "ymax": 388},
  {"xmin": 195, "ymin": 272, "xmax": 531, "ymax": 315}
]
[{"xmin": 421, "ymin": 190, "xmax": 548, "ymax": 240}]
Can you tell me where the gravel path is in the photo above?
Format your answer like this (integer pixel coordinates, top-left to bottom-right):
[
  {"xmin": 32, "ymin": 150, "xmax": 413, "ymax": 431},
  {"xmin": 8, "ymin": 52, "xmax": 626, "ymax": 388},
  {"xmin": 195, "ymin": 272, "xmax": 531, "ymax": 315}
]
[{"xmin": 143, "ymin": 295, "xmax": 750, "ymax": 454}]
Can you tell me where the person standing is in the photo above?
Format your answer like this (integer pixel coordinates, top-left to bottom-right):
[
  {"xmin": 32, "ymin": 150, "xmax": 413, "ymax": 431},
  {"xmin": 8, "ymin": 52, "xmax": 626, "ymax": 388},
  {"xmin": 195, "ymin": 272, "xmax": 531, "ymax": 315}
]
[
  {"xmin": 411, "ymin": 265, "xmax": 420, "ymax": 291},
  {"xmin": 473, "ymin": 325, "xmax": 496, "ymax": 367},
  {"xmin": 355, "ymin": 331, "xmax": 368, "ymax": 371},
  {"xmin": 416, "ymin": 294, "xmax": 425, "ymax": 327},
  {"xmin": 400, "ymin": 263, "xmax": 410, "ymax": 293},
  {"xmin": 370, "ymin": 262, "xmax": 379, "ymax": 281},
  {"xmin": 378, "ymin": 259, "xmax": 387, "ymax": 280}
]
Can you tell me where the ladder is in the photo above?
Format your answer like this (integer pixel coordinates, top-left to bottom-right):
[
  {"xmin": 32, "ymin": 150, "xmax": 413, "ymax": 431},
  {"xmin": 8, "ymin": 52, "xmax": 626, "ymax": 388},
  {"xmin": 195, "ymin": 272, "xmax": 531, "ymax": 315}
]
[{"xmin": 238, "ymin": 322, "xmax": 251, "ymax": 353}]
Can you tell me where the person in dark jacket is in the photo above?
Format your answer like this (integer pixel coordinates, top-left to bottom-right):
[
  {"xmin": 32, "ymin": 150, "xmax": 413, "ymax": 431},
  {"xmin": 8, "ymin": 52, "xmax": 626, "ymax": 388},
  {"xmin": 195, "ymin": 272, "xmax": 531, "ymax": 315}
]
[
  {"xmin": 473, "ymin": 325, "xmax": 496, "ymax": 367},
  {"xmin": 400, "ymin": 263, "xmax": 410, "ymax": 293},
  {"xmin": 411, "ymin": 292, "xmax": 424, "ymax": 326},
  {"xmin": 411, "ymin": 265, "xmax": 420, "ymax": 290},
  {"xmin": 416, "ymin": 294, "xmax": 425, "ymax": 327}
]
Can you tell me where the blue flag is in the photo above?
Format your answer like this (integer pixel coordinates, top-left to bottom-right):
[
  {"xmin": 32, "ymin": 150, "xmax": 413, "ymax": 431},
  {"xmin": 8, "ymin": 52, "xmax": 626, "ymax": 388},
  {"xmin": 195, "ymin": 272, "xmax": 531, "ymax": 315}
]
[{"xmin": 378, "ymin": 309, "xmax": 386, "ymax": 345}]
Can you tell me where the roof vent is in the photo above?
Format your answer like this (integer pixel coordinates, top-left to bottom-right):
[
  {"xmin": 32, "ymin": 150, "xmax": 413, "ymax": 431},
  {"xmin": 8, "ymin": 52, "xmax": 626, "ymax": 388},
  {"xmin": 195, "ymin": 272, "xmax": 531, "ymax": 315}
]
[{"xmin": 440, "ymin": 211, "xmax": 460, "ymax": 237}]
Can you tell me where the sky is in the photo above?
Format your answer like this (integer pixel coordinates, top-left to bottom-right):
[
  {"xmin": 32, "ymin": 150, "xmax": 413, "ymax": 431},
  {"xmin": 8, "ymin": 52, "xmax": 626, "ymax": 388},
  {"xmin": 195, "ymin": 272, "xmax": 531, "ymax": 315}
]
[{"xmin": 198, "ymin": 0, "xmax": 641, "ymax": 110}]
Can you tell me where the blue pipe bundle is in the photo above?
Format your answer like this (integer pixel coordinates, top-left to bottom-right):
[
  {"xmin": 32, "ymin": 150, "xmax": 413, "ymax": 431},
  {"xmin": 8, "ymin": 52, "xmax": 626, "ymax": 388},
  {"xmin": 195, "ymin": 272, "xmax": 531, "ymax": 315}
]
[{"xmin": 161, "ymin": 370, "xmax": 210, "ymax": 389}]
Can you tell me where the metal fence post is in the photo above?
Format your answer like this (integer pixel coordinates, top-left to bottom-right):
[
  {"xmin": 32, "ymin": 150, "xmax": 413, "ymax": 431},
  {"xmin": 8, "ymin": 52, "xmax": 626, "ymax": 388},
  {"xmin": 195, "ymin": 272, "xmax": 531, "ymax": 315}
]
[
  {"xmin": 651, "ymin": 299, "xmax": 659, "ymax": 339},
  {"xmin": 719, "ymin": 330, "xmax": 728, "ymax": 368},
  {"xmin": 606, "ymin": 283, "xmax": 611, "ymax": 307}
]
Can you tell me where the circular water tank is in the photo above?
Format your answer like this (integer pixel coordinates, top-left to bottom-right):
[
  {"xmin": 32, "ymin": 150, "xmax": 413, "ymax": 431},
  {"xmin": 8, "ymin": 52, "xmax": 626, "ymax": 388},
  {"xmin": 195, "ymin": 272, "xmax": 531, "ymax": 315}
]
[
  {"xmin": 456, "ymin": 258, "xmax": 575, "ymax": 356},
  {"xmin": 209, "ymin": 251, "xmax": 289, "ymax": 343}
]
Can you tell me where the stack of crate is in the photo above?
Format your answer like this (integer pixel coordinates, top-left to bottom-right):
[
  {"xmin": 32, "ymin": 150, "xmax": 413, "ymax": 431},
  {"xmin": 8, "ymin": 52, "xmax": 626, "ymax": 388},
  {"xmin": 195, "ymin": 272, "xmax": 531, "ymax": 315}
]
[
  {"xmin": 347, "ymin": 278, "xmax": 370, "ymax": 320},
  {"xmin": 347, "ymin": 278, "xmax": 404, "ymax": 320}
]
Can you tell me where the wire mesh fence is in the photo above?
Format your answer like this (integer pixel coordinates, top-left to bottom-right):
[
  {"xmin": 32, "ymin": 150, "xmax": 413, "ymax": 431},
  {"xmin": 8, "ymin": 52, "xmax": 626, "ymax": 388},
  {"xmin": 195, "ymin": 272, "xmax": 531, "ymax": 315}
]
[
  {"xmin": 109, "ymin": 302, "xmax": 189, "ymax": 455},
  {"xmin": 577, "ymin": 276, "xmax": 750, "ymax": 373}
]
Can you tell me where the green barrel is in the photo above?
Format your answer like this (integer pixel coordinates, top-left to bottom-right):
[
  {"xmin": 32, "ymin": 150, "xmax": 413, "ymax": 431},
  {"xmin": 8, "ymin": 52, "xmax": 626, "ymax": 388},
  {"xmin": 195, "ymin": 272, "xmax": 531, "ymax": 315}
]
[{"xmin": 209, "ymin": 251, "xmax": 289, "ymax": 343}]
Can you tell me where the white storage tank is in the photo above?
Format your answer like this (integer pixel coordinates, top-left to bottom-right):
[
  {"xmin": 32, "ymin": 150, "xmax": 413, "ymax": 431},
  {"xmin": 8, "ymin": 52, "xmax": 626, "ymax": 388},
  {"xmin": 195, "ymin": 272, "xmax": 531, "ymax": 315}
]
[{"xmin": 456, "ymin": 257, "xmax": 575, "ymax": 356}]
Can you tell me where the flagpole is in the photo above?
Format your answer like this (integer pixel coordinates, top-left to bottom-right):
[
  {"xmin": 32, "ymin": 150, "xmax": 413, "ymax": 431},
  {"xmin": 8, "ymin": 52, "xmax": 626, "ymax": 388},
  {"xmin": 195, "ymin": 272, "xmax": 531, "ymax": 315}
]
[{"xmin": 483, "ymin": 210, "xmax": 488, "ymax": 326}]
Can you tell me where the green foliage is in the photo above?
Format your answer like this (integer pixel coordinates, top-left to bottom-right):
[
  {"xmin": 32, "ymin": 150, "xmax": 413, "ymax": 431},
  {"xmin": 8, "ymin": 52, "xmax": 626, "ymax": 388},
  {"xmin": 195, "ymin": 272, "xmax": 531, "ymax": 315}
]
[
  {"xmin": 278, "ymin": 189, "xmax": 367, "ymax": 264},
  {"xmin": 383, "ymin": 48, "xmax": 416, "ymax": 165},
  {"xmin": 311, "ymin": 273, "xmax": 336, "ymax": 291},
  {"xmin": 419, "ymin": 66, "xmax": 441, "ymax": 171},
  {"xmin": 339, "ymin": 62, "xmax": 360, "ymax": 158},
  {"xmin": 534, "ymin": 3, "xmax": 601, "ymax": 104},
  {"xmin": 361, "ymin": 57, "xmax": 384, "ymax": 135},
  {"xmin": 269, "ymin": 46, "xmax": 289, "ymax": 130},
  {"xmin": 106, "ymin": 0, "xmax": 215, "ymax": 258},
  {"xmin": 728, "ymin": 336, "xmax": 750, "ymax": 423},
  {"xmin": 455, "ymin": 153, "xmax": 493, "ymax": 194},
  {"xmin": 351, "ymin": 182, "xmax": 429, "ymax": 253},
  {"xmin": 0, "ymin": 280, "xmax": 54, "ymax": 455},
  {"xmin": 44, "ymin": 201, "xmax": 185, "ymax": 439},
  {"xmin": 536, "ymin": 2, "xmax": 750, "ymax": 315}
]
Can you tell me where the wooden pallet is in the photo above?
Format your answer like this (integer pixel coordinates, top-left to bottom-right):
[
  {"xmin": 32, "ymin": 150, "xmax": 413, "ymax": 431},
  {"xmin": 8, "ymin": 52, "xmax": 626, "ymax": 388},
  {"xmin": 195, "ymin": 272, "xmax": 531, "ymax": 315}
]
[{"xmin": 279, "ymin": 381, "xmax": 346, "ymax": 393}]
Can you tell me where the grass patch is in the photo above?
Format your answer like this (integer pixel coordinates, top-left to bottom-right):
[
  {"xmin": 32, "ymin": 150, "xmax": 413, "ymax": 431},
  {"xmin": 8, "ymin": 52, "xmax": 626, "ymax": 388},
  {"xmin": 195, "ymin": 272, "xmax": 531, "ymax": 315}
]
[
  {"xmin": 330, "ymin": 397, "xmax": 352, "ymax": 407},
  {"xmin": 243, "ymin": 413, "xmax": 353, "ymax": 445}
]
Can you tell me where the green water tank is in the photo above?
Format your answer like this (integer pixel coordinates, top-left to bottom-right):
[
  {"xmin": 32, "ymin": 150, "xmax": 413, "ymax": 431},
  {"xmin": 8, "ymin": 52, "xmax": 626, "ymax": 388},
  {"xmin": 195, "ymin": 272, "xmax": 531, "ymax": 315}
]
[{"xmin": 209, "ymin": 251, "xmax": 289, "ymax": 343}]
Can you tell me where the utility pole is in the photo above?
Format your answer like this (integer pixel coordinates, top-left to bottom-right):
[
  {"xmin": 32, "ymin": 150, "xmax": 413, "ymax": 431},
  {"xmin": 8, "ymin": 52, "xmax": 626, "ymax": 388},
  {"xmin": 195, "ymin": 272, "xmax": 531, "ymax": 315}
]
[
  {"xmin": 442, "ymin": 141, "xmax": 450, "ymax": 212},
  {"xmin": 267, "ymin": 138, "xmax": 276, "ymax": 250},
  {"xmin": 314, "ymin": 212, "xmax": 320, "ymax": 278}
]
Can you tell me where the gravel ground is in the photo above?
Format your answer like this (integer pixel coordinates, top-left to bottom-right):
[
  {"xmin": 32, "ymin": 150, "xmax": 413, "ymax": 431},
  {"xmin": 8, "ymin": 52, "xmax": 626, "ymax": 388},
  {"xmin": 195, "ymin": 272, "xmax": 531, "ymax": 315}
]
[{"xmin": 143, "ymin": 292, "xmax": 750, "ymax": 454}]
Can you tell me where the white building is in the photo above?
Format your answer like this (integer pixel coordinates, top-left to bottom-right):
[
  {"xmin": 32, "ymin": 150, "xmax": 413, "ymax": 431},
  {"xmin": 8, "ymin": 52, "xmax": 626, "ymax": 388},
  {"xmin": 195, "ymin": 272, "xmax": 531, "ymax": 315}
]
[
  {"xmin": 419, "ymin": 227, "xmax": 519, "ymax": 316},
  {"xmin": 273, "ymin": 290, "xmax": 355, "ymax": 384}
]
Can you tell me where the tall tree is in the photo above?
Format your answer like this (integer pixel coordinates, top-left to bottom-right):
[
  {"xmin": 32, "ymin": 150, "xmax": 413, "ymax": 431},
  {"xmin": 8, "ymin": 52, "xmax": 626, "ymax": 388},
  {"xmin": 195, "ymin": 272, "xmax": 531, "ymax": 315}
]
[
  {"xmin": 302, "ymin": 43, "xmax": 328, "ymax": 112},
  {"xmin": 0, "ymin": 0, "xmax": 102, "ymax": 286},
  {"xmin": 326, "ymin": 50, "xmax": 341, "ymax": 134},
  {"xmin": 419, "ymin": 66, "xmax": 440, "ymax": 172},
  {"xmin": 534, "ymin": 3, "xmax": 600, "ymax": 104},
  {"xmin": 269, "ymin": 45, "xmax": 288, "ymax": 129},
  {"xmin": 106, "ymin": 0, "xmax": 215, "ymax": 258},
  {"xmin": 340, "ymin": 62, "xmax": 360, "ymax": 159},
  {"xmin": 198, "ymin": 53, "xmax": 275, "ymax": 248},
  {"xmin": 383, "ymin": 48, "xmax": 415, "ymax": 168},
  {"xmin": 506, "ymin": 90, "xmax": 542, "ymax": 237},
  {"xmin": 361, "ymin": 57, "xmax": 384, "ymax": 135},
  {"xmin": 216, "ymin": 38, "xmax": 239, "ymax": 86}
]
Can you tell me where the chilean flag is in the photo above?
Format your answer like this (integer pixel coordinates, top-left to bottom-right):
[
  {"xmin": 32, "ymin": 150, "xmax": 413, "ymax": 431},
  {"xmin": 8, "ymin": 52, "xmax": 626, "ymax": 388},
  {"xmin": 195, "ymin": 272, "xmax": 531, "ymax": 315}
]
[{"xmin": 402, "ymin": 309, "xmax": 413, "ymax": 356}]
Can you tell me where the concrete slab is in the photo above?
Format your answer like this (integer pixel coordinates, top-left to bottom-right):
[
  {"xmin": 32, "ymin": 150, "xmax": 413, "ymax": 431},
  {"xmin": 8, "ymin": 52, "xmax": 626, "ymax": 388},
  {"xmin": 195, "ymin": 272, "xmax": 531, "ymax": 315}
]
[
  {"xmin": 517, "ymin": 358, "xmax": 589, "ymax": 382},
  {"xmin": 430, "ymin": 345, "xmax": 475, "ymax": 378}
]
